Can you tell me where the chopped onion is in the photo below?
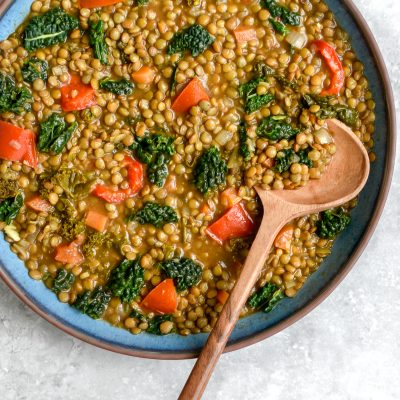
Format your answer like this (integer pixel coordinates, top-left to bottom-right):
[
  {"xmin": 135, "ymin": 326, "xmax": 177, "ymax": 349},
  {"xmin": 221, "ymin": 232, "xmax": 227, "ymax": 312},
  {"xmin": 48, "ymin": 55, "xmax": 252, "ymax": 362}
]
[
  {"xmin": 4, "ymin": 225, "xmax": 20, "ymax": 242},
  {"xmin": 9, "ymin": 140, "xmax": 22, "ymax": 150},
  {"xmin": 215, "ymin": 130, "xmax": 233, "ymax": 146},
  {"xmin": 315, "ymin": 128, "xmax": 333, "ymax": 144},
  {"xmin": 285, "ymin": 31, "xmax": 308, "ymax": 49},
  {"xmin": 227, "ymin": 148, "xmax": 240, "ymax": 169}
]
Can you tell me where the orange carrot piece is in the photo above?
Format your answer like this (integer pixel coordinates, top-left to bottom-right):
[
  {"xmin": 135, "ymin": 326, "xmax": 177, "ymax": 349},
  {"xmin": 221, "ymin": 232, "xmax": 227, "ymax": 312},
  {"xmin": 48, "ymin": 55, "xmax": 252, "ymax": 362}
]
[
  {"xmin": 85, "ymin": 210, "xmax": 109, "ymax": 232},
  {"xmin": 274, "ymin": 224, "xmax": 295, "ymax": 251},
  {"xmin": 220, "ymin": 187, "xmax": 240, "ymax": 208},
  {"xmin": 141, "ymin": 279, "xmax": 178, "ymax": 314},
  {"xmin": 233, "ymin": 26, "xmax": 257, "ymax": 43},
  {"xmin": 61, "ymin": 75, "xmax": 96, "ymax": 112},
  {"xmin": 171, "ymin": 78, "xmax": 209, "ymax": 114},
  {"xmin": 80, "ymin": 0, "xmax": 121, "ymax": 8},
  {"xmin": 26, "ymin": 196, "xmax": 53, "ymax": 213},
  {"xmin": 55, "ymin": 242, "xmax": 84, "ymax": 266},
  {"xmin": 131, "ymin": 66, "xmax": 156, "ymax": 84},
  {"xmin": 216, "ymin": 290, "xmax": 229, "ymax": 305}
]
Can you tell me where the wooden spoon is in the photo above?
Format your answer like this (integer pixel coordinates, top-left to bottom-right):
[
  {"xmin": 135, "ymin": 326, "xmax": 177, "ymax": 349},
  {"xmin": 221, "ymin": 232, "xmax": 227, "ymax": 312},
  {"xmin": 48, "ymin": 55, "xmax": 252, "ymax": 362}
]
[{"xmin": 179, "ymin": 119, "xmax": 370, "ymax": 400}]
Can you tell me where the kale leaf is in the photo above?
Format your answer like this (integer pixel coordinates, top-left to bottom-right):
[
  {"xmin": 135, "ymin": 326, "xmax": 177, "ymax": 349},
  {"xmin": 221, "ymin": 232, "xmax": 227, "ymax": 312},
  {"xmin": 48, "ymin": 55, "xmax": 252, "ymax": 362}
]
[
  {"xmin": 262, "ymin": 0, "xmax": 301, "ymax": 26},
  {"xmin": 89, "ymin": 20, "xmax": 109, "ymax": 65},
  {"xmin": 269, "ymin": 18, "xmax": 288, "ymax": 35},
  {"xmin": 0, "ymin": 179, "xmax": 19, "ymax": 199},
  {"xmin": 38, "ymin": 113, "xmax": 78, "ymax": 154},
  {"xmin": 99, "ymin": 78, "xmax": 134, "ymax": 95},
  {"xmin": 59, "ymin": 212, "xmax": 86, "ymax": 241},
  {"xmin": 238, "ymin": 121, "xmax": 252, "ymax": 161},
  {"xmin": 275, "ymin": 148, "xmax": 313, "ymax": 173},
  {"xmin": 316, "ymin": 208, "xmax": 351, "ymax": 239},
  {"xmin": 302, "ymin": 94, "xmax": 359, "ymax": 127},
  {"xmin": 257, "ymin": 115, "xmax": 299, "ymax": 141},
  {"xmin": 73, "ymin": 287, "xmax": 111, "ymax": 319},
  {"xmin": 128, "ymin": 202, "xmax": 178, "ymax": 227},
  {"xmin": 52, "ymin": 269, "xmax": 75, "ymax": 293},
  {"xmin": 253, "ymin": 62, "xmax": 299, "ymax": 90},
  {"xmin": 248, "ymin": 283, "xmax": 284, "ymax": 313},
  {"xmin": 23, "ymin": 8, "xmax": 79, "ymax": 52},
  {"xmin": 0, "ymin": 73, "xmax": 32, "ymax": 114},
  {"xmin": 297, "ymin": 148, "xmax": 313, "ymax": 168},
  {"xmin": 193, "ymin": 146, "xmax": 227, "ymax": 194},
  {"xmin": 167, "ymin": 24, "xmax": 215, "ymax": 57},
  {"xmin": 108, "ymin": 258, "xmax": 145, "ymax": 303},
  {"xmin": 0, "ymin": 193, "xmax": 24, "ymax": 225},
  {"xmin": 82, "ymin": 232, "xmax": 111, "ymax": 258},
  {"xmin": 147, "ymin": 315, "xmax": 173, "ymax": 335},
  {"xmin": 160, "ymin": 257, "xmax": 202, "ymax": 292},
  {"xmin": 130, "ymin": 308, "xmax": 148, "ymax": 323},
  {"xmin": 130, "ymin": 134, "xmax": 175, "ymax": 187},
  {"xmin": 21, "ymin": 57, "xmax": 48, "ymax": 83},
  {"xmin": 137, "ymin": 0, "xmax": 149, "ymax": 5},
  {"xmin": 239, "ymin": 77, "xmax": 275, "ymax": 114}
]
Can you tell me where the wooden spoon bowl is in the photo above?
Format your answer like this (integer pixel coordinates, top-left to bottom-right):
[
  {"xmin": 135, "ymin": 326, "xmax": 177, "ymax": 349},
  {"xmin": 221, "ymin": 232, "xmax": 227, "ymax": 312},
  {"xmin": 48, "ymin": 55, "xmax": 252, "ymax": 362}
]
[{"xmin": 179, "ymin": 119, "xmax": 370, "ymax": 400}]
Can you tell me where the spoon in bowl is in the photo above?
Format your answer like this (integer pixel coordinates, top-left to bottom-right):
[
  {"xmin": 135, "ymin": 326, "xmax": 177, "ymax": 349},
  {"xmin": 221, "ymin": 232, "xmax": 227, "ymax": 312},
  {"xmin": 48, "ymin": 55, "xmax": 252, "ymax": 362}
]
[{"xmin": 179, "ymin": 119, "xmax": 370, "ymax": 400}]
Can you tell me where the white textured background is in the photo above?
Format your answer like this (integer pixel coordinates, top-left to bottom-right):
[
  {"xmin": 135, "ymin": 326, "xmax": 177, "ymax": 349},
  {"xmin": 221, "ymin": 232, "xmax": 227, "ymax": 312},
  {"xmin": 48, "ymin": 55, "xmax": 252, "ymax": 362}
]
[{"xmin": 1, "ymin": 1, "xmax": 399, "ymax": 399}]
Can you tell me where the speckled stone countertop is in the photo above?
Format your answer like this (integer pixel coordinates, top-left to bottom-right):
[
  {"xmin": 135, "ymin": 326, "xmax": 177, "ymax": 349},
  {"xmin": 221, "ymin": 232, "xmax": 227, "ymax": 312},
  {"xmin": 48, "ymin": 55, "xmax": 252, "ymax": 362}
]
[{"xmin": 1, "ymin": 1, "xmax": 399, "ymax": 399}]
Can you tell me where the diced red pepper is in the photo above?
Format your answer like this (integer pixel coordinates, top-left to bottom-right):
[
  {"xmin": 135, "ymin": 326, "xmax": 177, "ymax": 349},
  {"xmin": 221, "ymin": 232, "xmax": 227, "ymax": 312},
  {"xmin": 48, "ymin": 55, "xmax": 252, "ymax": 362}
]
[
  {"xmin": 61, "ymin": 75, "xmax": 96, "ymax": 112},
  {"xmin": 312, "ymin": 40, "xmax": 345, "ymax": 96},
  {"xmin": 55, "ymin": 241, "xmax": 84, "ymax": 266},
  {"xmin": 80, "ymin": 0, "xmax": 121, "ymax": 8},
  {"xmin": 26, "ymin": 196, "xmax": 53, "ymax": 213},
  {"xmin": 141, "ymin": 279, "xmax": 178, "ymax": 314},
  {"xmin": 206, "ymin": 202, "xmax": 255, "ymax": 245},
  {"xmin": 0, "ymin": 120, "xmax": 38, "ymax": 169},
  {"xmin": 171, "ymin": 78, "xmax": 209, "ymax": 114}
]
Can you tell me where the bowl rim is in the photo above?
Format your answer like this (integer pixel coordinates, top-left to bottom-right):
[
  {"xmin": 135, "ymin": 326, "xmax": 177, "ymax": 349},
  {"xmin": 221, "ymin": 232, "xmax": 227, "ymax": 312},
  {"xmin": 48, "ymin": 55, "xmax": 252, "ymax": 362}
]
[{"xmin": 0, "ymin": 0, "xmax": 396, "ymax": 360}]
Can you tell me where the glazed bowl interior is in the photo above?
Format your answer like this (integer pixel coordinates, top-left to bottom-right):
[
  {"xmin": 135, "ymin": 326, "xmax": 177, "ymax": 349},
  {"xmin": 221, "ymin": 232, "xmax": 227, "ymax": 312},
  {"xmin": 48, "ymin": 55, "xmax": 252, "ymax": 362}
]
[{"xmin": 0, "ymin": 0, "xmax": 395, "ymax": 359}]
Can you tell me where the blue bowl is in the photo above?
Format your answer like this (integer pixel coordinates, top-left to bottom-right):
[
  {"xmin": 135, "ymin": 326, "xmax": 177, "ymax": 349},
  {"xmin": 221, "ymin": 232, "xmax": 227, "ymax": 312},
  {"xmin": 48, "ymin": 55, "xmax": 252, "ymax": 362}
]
[{"xmin": 0, "ymin": 0, "xmax": 395, "ymax": 359}]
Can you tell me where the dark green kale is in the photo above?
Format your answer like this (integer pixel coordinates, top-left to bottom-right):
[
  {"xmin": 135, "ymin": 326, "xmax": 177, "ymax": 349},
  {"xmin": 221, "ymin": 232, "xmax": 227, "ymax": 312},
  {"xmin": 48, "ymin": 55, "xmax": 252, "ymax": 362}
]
[
  {"xmin": 275, "ymin": 148, "xmax": 313, "ymax": 173},
  {"xmin": 269, "ymin": 18, "xmax": 288, "ymax": 35},
  {"xmin": 130, "ymin": 134, "xmax": 175, "ymax": 187},
  {"xmin": 238, "ymin": 76, "xmax": 275, "ymax": 114},
  {"xmin": 130, "ymin": 308, "xmax": 148, "ymax": 323},
  {"xmin": 38, "ymin": 113, "xmax": 78, "ymax": 154},
  {"xmin": 302, "ymin": 94, "xmax": 359, "ymax": 127},
  {"xmin": 257, "ymin": 115, "xmax": 299, "ymax": 141},
  {"xmin": 52, "ymin": 269, "xmax": 75, "ymax": 293},
  {"xmin": 82, "ymin": 232, "xmax": 111, "ymax": 258},
  {"xmin": 0, "ymin": 193, "xmax": 23, "ymax": 225},
  {"xmin": 159, "ymin": 257, "xmax": 202, "ymax": 292},
  {"xmin": 108, "ymin": 258, "xmax": 145, "ymax": 303},
  {"xmin": 0, "ymin": 179, "xmax": 19, "ymax": 199},
  {"xmin": 59, "ymin": 213, "xmax": 85, "ymax": 241},
  {"xmin": 193, "ymin": 146, "xmax": 227, "ymax": 194},
  {"xmin": 0, "ymin": 73, "xmax": 32, "ymax": 114},
  {"xmin": 147, "ymin": 315, "xmax": 173, "ymax": 335},
  {"xmin": 262, "ymin": 0, "xmax": 301, "ymax": 26},
  {"xmin": 23, "ymin": 8, "xmax": 79, "ymax": 52},
  {"xmin": 73, "ymin": 287, "xmax": 111, "ymax": 319},
  {"xmin": 137, "ymin": 0, "xmax": 149, "ymax": 5},
  {"xmin": 88, "ymin": 20, "xmax": 109, "ymax": 65},
  {"xmin": 167, "ymin": 24, "xmax": 215, "ymax": 57},
  {"xmin": 316, "ymin": 208, "xmax": 351, "ymax": 239},
  {"xmin": 248, "ymin": 283, "xmax": 284, "ymax": 313},
  {"xmin": 21, "ymin": 57, "xmax": 48, "ymax": 83},
  {"xmin": 99, "ymin": 77, "xmax": 134, "ymax": 95},
  {"xmin": 238, "ymin": 121, "xmax": 252, "ymax": 162},
  {"xmin": 253, "ymin": 62, "xmax": 299, "ymax": 90},
  {"xmin": 128, "ymin": 202, "xmax": 178, "ymax": 227}
]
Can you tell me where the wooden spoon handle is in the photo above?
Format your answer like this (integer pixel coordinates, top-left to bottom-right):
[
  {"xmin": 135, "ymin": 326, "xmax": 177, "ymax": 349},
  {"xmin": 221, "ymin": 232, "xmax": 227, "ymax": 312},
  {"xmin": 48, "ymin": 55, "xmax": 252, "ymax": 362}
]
[{"xmin": 178, "ymin": 211, "xmax": 285, "ymax": 400}]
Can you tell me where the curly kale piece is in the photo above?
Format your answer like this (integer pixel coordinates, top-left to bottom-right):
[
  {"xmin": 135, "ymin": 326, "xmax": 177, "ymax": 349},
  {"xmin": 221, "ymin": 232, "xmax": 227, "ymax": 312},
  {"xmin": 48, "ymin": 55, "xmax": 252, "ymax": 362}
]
[
  {"xmin": 108, "ymin": 258, "xmax": 145, "ymax": 303},
  {"xmin": 130, "ymin": 308, "xmax": 148, "ymax": 323},
  {"xmin": 239, "ymin": 77, "xmax": 275, "ymax": 114},
  {"xmin": 59, "ymin": 215, "xmax": 85, "ymax": 241},
  {"xmin": 147, "ymin": 315, "xmax": 173, "ymax": 335},
  {"xmin": 302, "ymin": 94, "xmax": 359, "ymax": 127},
  {"xmin": 269, "ymin": 18, "xmax": 288, "ymax": 35},
  {"xmin": 167, "ymin": 24, "xmax": 215, "ymax": 57},
  {"xmin": 0, "ymin": 73, "xmax": 32, "ymax": 114},
  {"xmin": 257, "ymin": 115, "xmax": 299, "ymax": 141},
  {"xmin": 73, "ymin": 287, "xmax": 111, "ymax": 319},
  {"xmin": 193, "ymin": 146, "xmax": 227, "ymax": 194},
  {"xmin": 275, "ymin": 148, "xmax": 313, "ymax": 173},
  {"xmin": 238, "ymin": 121, "xmax": 252, "ymax": 162},
  {"xmin": 52, "ymin": 269, "xmax": 75, "ymax": 293},
  {"xmin": 130, "ymin": 134, "xmax": 175, "ymax": 187},
  {"xmin": 0, "ymin": 179, "xmax": 19, "ymax": 200},
  {"xmin": 128, "ymin": 202, "xmax": 178, "ymax": 228},
  {"xmin": 88, "ymin": 20, "xmax": 109, "ymax": 65},
  {"xmin": 38, "ymin": 113, "xmax": 78, "ymax": 154},
  {"xmin": 21, "ymin": 57, "xmax": 48, "ymax": 83},
  {"xmin": 82, "ymin": 232, "xmax": 111, "ymax": 258},
  {"xmin": 248, "ymin": 283, "xmax": 284, "ymax": 313},
  {"xmin": 316, "ymin": 208, "xmax": 351, "ymax": 239},
  {"xmin": 23, "ymin": 8, "xmax": 79, "ymax": 52},
  {"xmin": 262, "ymin": 0, "xmax": 301, "ymax": 26},
  {"xmin": 253, "ymin": 62, "xmax": 299, "ymax": 90},
  {"xmin": 160, "ymin": 257, "xmax": 202, "ymax": 292},
  {"xmin": 99, "ymin": 77, "xmax": 134, "ymax": 95},
  {"xmin": 0, "ymin": 193, "xmax": 24, "ymax": 225}
]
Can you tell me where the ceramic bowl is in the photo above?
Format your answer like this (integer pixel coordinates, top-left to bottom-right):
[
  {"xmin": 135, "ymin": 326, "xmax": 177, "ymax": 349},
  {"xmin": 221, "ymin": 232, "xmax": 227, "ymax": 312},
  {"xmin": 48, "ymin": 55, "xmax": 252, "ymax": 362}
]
[{"xmin": 0, "ymin": 0, "xmax": 395, "ymax": 359}]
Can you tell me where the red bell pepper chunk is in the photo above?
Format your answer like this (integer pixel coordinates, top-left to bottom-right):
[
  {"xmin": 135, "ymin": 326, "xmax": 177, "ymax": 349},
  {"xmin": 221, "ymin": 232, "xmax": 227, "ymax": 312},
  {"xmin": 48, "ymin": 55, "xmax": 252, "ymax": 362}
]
[
  {"xmin": 141, "ymin": 279, "xmax": 178, "ymax": 314},
  {"xmin": 80, "ymin": 0, "xmax": 121, "ymax": 8},
  {"xmin": 55, "ymin": 241, "xmax": 85, "ymax": 266},
  {"xmin": 0, "ymin": 120, "xmax": 38, "ymax": 168},
  {"xmin": 61, "ymin": 75, "xmax": 96, "ymax": 112},
  {"xmin": 312, "ymin": 40, "xmax": 345, "ymax": 96},
  {"xmin": 206, "ymin": 202, "xmax": 255, "ymax": 245},
  {"xmin": 171, "ymin": 78, "xmax": 209, "ymax": 114}
]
